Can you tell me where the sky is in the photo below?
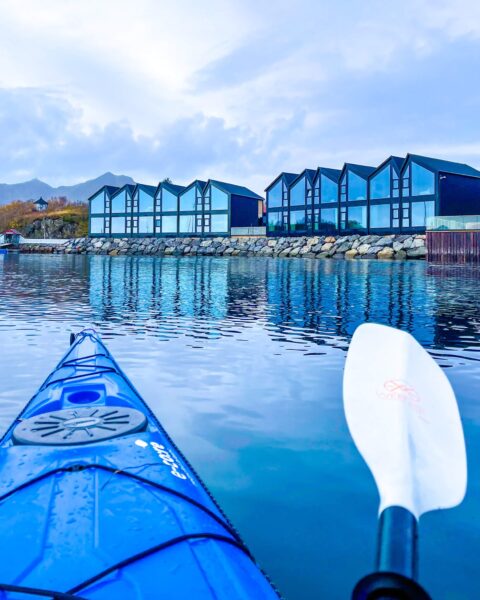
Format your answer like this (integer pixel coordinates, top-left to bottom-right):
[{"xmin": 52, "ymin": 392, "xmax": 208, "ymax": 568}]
[{"xmin": 1, "ymin": 0, "xmax": 480, "ymax": 193}]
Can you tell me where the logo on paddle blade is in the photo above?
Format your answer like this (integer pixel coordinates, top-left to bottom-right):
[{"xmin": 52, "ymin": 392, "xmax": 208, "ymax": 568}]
[{"xmin": 378, "ymin": 379, "xmax": 429, "ymax": 423}]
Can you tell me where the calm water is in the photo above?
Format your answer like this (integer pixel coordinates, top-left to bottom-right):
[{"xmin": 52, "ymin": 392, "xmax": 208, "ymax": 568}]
[{"xmin": 0, "ymin": 254, "xmax": 479, "ymax": 599}]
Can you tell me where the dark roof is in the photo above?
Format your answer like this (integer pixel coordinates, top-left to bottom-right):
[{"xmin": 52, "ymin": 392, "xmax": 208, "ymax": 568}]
[
  {"xmin": 405, "ymin": 154, "xmax": 480, "ymax": 177},
  {"xmin": 34, "ymin": 197, "xmax": 48, "ymax": 205},
  {"xmin": 134, "ymin": 183, "xmax": 157, "ymax": 196},
  {"xmin": 369, "ymin": 156, "xmax": 405, "ymax": 178},
  {"xmin": 162, "ymin": 182, "xmax": 186, "ymax": 195},
  {"xmin": 180, "ymin": 180, "xmax": 208, "ymax": 195},
  {"xmin": 290, "ymin": 168, "xmax": 317, "ymax": 188},
  {"xmin": 265, "ymin": 172, "xmax": 299, "ymax": 192},
  {"xmin": 341, "ymin": 163, "xmax": 376, "ymax": 179},
  {"xmin": 111, "ymin": 184, "xmax": 135, "ymax": 199},
  {"xmin": 313, "ymin": 167, "xmax": 342, "ymax": 183},
  {"xmin": 208, "ymin": 179, "xmax": 263, "ymax": 200},
  {"xmin": 87, "ymin": 185, "xmax": 120, "ymax": 201}
]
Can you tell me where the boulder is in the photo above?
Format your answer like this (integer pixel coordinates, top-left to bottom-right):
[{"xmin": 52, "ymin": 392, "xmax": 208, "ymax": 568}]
[
  {"xmin": 395, "ymin": 250, "xmax": 407, "ymax": 260},
  {"xmin": 345, "ymin": 248, "xmax": 358, "ymax": 259},
  {"xmin": 357, "ymin": 244, "xmax": 371, "ymax": 255},
  {"xmin": 407, "ymin": 246, "xmax": 427, "ymax": 259},
  {"xmin": 377, "ymin": 247, "xmax": 395, "ymax": 259}
]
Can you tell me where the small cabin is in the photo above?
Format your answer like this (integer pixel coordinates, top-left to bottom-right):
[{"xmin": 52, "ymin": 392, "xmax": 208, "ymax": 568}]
[
  {"xmin": 1, "ymin": 229, "xmax": 21, "ymax": 246},
  {"xmin": 34, "ymin": 197, "xmax": 49, "ymax": 211}
]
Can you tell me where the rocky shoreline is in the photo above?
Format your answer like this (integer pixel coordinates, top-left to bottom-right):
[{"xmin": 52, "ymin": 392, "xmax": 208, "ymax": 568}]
[{"xmin": 20, "ymin": 233, "xmax": 427, "ymax": 259}]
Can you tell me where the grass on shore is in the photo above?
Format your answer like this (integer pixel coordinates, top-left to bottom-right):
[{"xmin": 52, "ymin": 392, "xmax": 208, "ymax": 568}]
[{"xmin": 0, "ymin": 198, "xmax": 88, "ymax": 237}]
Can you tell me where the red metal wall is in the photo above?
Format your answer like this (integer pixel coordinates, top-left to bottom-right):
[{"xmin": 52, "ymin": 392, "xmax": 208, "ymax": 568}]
[{"xmin": 427, "ymin": 231, "xmax": 480, "ymax": 263}]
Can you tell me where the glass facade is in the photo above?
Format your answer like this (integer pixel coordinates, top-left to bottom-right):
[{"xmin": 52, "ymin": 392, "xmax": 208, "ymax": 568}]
[
  {"xmin": 370, "ymin": 204, "xmax": 391, "ymax": 229},
  {"xmin": 162, "ymin": 189, "xmax": 178, "ymax": 212},
  {"xmin": 370, "ymin": 166, "xmax": 390, "ymax": 200},
  {"xmin": 411, "ymin": 163, "xmax": 435, "ymax": 196},
  {"xmin": 347, "ymin": 206, "xmax": 367, "ymax": 229},
  {"xmin": 348, "ymin": 172, "xmax": 367, "ymax": 201},
  {"xmin": 210, "ymin": 187, "xmax": 228, "ymax": 210},
  {"xmin": 290, "ymin": 209, "xmax": 306, "ymax": 231},
  {"xmin": 268, "ymin": 181, "xmax": 282, "ymax": 208},
  {"xmin": 179, "ymin": 214, "xmax": 196, "ymax": 233},
  {"xmin": 139, "ymin": 190, "xmax": 154, "ymax": 212},
  {"xmin": 211, "ymin": 213, "xmax": 229, "ymax": 232},
  {"xmin": 90, "ymin": 217, "xmax": 105, "ymax": 234},
  {"xmin": 320, "ymin": 175, "xmax": 338, "ymax": 203},
  {"xmin": 319, "ymin": 207, "xmax": 337, "ymax": 232},
  {"xmin": 411, "ymin": 200, "xmax": 435, "ymax": 227},
  {"xmin": 138, "ymin": 216, "xmax": 154, "ymax": 234},
  {"xmin": 179, "ymin": 187, "xmax": 197, "ymax": 212},
  {"xmin": 111, "ymin": 216, "xmax": 126, "ymax": 234},
  {"xmin": 112, "ymin": 191, "xmax": 126, "ymax": 213},
  {"xmin": 268, "ymin": 211, "xmax": 283, "ymax": 233},
  {"xmin": 290, "ymin": 178, "xmax": 306, "ymax": 206},
  {"xmin": 90, "ymin": 191, "xmax": 105, "ymax": 214},
  {"xmin": 162, "ymin": 215, "xmax": 177, "ymax": 233}
]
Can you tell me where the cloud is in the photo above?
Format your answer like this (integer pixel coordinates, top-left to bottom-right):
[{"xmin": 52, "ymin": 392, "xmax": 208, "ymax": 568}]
[{"xmin": 0, "ymin": 0, "xmax": 480, "ymax": 192}]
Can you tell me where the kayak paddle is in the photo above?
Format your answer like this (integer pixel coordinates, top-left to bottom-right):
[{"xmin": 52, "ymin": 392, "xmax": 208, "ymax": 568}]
[{"xmin": 343, "ymin": 323, "xmax": 467, "ymax": 599}]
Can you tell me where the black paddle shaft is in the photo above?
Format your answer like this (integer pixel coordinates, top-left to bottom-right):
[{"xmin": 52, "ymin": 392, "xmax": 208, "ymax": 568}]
[
  {"xmin": 352, "ymin": 506, "xmax": 431, "ymax": 599},
  {"xmin": 377, "ymin": 506, "xmax": 417, "ymax": 578}
]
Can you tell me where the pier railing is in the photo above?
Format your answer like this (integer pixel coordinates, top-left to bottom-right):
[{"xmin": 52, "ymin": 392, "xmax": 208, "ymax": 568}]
[{"xmin": 427, "ymin": 215, "xmax": 480, "ymax": 231}]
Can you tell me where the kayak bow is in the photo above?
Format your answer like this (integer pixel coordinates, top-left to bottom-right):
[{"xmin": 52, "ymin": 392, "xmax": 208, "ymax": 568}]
[{"xmin": 0, "ymin": 329, "xmax": 279, "ymax": 599}]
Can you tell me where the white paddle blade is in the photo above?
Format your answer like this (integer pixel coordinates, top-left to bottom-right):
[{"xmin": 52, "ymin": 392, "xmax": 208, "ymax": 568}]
[{"xmin": 344, "ymin": 323, "xmax": 467, "ymax": 519}]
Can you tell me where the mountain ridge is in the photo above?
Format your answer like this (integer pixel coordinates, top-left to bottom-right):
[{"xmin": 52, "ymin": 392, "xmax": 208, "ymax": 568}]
[{"xmin": 0, "ymin": 173, "xmax": 136, "ymax": 205}]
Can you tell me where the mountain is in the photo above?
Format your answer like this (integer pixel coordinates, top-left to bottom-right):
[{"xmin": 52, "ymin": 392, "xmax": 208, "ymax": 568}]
[{"xmin": 0, "ymin": 172, "xmax": 136, "ymax": 205}]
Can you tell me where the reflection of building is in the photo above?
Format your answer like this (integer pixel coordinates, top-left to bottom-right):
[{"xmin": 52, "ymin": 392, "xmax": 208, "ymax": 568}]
[
  {"xmin": 89, "ymin": 179, "xmax": 264, "ymax": 238},
  {"xmin": 266, "ymin": 154, "xmax": 480, "ymax": 236}
]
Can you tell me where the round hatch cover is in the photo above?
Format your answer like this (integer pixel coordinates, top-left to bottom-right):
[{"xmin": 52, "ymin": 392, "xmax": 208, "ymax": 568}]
[{"xmin": 13, "ymin": 406, "xmax": 147, "ymax": 446}]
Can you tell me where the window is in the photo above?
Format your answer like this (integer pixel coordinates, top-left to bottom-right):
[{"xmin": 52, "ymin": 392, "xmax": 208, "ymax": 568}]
[
  {"xmin": 348, "ymin": 171, "xmax": 367, "ymax": 201},
  {"xmin": 179, "ymin": 187, "xmax": 197, "ymax": 212},
  {"xmin": 321, "ymin": 175, "xmax": 338, "ymax": 203},
  {"xmin": 139, "ymin": 190, "xmax": 154, "ymax": 212},
  {"xmin": 268, "ymin": 181, "xmax": 282, "ymax": 209},
  {"xmin": 402, "ymin": 165, "xmax": 410, "ymax": 197},
  {"xmin": 370, "ymin": 166, "xmax": 390, "ymax": 200},
  {"xmin": 179, "ymin": 214, "xmax": 195, "ymax": 232},
  {"xmin": 290, "ymin": 209, "xmax": 306, "ymax": 231},
  {"xmin": 211, "ymin": 213, "xmax": 228, "ymax": 232},
  {"xmin": 290, "ymin": 178, "xmax": 306, "ymax": 206},
  {"xmin": 347, "ymin": 206, "xmax": 367, "ymax": 229},
  {"xmin": 90, "ymin": 192, "xmax": 105, "ymax": 214},
  {"xmin": 411, "ymin": 201, "xmax": 435, "ymax": 227},
  {"xmin": 90, "ymin": 217, "xmax": 105, "ymax": 234},
  {"xmin": 111, "ymin": 217, "xmax": 126, "ymax": 234},
  {"xmin": 162, "ymin": 215, "xmax": 177, "ymax": 233},
  {"xmin": 138, "ymin": 216, "xmax": 153, "ymax": 234},
  {"xmin": 340, "ymin": 208, "xmax": 347, "ymax": 229},
  {"xmin": 340, "ymin": 175, "xmax": 347, "ymax": 202},
  {"xmin": 268, "ymin": 211, "xmax": 283, "ymax": 232},
  {"xmin": 392, "ymin": 176, "xmax": 400, "ymax": 198},
  {"xmin": 111, "ymin": 191, "xmax": 126, "ymax": 213},
  {"xmin": 162, "ymin": 189, "xmax": 178, "ymax": 212},
  {"xmin": 211, "ymin": 187, "xmax": 228, "ymax": 210},
  {"xmin": 370, "ymin": 204, "xmax": 391, "ymax": 229},
  {"xmin": 319, "ymin": 207, "xmax": 337, "ymax": 232},
  {"xmin": 313, "ymin": 179, "xmax": 320, "ymax": 204},
  {"xmin": 411, "ymin": 163, "xmax": 435, "ymax": 196}
]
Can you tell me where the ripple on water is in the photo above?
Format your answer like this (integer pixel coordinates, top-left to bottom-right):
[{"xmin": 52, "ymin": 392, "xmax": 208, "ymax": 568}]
[{"xmin": 0, "ymin": 254, "xmax": 479, "ymax": 600}]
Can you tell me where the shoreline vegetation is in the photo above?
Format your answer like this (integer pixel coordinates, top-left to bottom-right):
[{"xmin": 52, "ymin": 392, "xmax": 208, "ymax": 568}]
[
  {"xmin": 0, "ymin": 198, "xmax": 88, "ymax": 237},
  {"xmin": 20, "ymin": 233, "xmax": 427, "ymax": 259}
]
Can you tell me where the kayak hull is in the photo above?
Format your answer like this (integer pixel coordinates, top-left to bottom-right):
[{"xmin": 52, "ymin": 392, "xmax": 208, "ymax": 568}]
[{"xmin": 0, "ymin": 330, "xmax": 278, "ymax": 599}]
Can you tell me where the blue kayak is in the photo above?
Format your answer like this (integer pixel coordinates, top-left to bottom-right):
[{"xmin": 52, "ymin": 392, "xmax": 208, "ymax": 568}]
[{"xmin": 0, "ymin": 330, "xmax": 279, "ymax": 599}]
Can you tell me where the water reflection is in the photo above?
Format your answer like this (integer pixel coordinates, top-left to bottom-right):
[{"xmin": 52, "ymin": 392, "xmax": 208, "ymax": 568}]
[
  {"xmin": 1, "ymin": 254, "xmax": 479, "ymax": 600},
  {"xmin": 83, "ymin": 256, "xmax": 480, "ymax": 357}
]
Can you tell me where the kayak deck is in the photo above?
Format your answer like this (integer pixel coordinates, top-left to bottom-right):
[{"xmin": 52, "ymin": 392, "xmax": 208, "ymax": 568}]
[{"xmin": 0, "ymin": 330, "xmax": 278, "ymax": 599}]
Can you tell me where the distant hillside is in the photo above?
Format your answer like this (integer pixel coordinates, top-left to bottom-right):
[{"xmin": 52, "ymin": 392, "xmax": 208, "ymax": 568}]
[{"xmin": 0, "ymin": 172, "xmax": 135, "ymax": 205}]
